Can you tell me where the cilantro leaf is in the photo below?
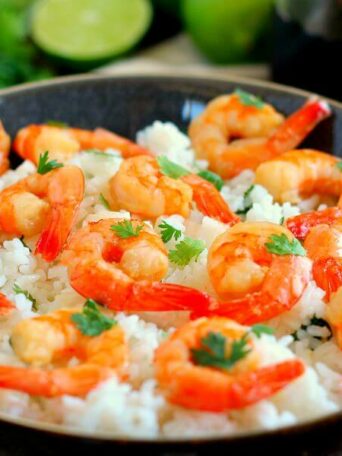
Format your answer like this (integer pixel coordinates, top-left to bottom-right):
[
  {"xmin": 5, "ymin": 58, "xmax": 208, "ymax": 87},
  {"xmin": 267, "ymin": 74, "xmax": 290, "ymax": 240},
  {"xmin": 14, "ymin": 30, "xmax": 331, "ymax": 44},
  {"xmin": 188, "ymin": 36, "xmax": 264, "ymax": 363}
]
[
  {"xmin": 251, "ymin": 324, "xmax": 274, "ymax": 338},
  {"xmin": 46, "ymin": 120, "xmax": 68, "ymax": 128},
  {"xmin": 236, "ymin": 184, "xmax": 255, "ymax": 215},
  {"xmin": 158, "ymin": 220, "xmax": 182, "ymax": 243},
  {"xmin": 168, "ymin": 237, "xmax": 205, "ymax": 266},
  {"xmin": 111, "ymin": 220, "xmax": 144, "ymax": 239},
  {"xmin": 336, "ymin": 162, "xmax": 342, "ymax": 171},
  {"xmin": 191, "ymin": 331, "xmax": 251, "ymax": 371},
  {"xmin": 157, "ymin": 156, "xmax": 190, "ymax": 179},
  {"xmin": 13, "ymin": 283, "xmax": 38, "ymax": 312},
  {"xmin": 279, "ymin": 216, "xmax": 285, "ymax": 225},
  {"xmin": 71, "ymin": 299, "xmax": 116, "ymax": 337},
  {"xmin": 265, "ymin": 233, "xmax": 306, "ymax": 256},
  {"xmin": 99, "ymin": 193, "xmax": 110, "ymax": 210},
  {"xmin": 197, "ymin": 170, "xmax": 224, "ymax": 191},
  {"xmin": 37, "ymin": 151, "xmax": 64, "ymax": 175},
  {"xmin": 235, "ymin": 89, "xmax": 265, "ymax": 109}
]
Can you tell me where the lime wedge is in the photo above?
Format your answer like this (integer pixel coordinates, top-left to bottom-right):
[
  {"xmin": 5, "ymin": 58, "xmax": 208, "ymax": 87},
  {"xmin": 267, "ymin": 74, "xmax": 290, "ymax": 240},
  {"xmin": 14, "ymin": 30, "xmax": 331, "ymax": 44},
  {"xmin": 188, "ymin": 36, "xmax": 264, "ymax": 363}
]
[{"xmin": 31, "ymin": 0, "xmax": 152, "ymax": 65}]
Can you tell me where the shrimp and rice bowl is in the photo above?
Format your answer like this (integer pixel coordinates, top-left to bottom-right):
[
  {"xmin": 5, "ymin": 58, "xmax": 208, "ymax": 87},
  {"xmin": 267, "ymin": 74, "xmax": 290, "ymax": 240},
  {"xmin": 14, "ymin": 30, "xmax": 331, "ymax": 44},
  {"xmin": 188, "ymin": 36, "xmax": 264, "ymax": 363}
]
[{"xmin": 0, "ymin": 89, "xmax": 341, "ymax": 440}]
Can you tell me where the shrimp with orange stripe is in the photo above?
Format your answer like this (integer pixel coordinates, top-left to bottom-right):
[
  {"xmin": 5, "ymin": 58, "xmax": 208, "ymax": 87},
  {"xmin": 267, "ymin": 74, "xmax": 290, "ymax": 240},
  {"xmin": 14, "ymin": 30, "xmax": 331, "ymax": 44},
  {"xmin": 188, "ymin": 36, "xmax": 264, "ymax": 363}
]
[
  {"xmin": 189, "ymin": 90, "xmax": 330, "ymax": 179},
  {"xmin": 0, "ymin": 163, "xmax": 85, "ymax": 262},
  {"xmin": 155, "ymin": 317, "xmax": 304, "ymax": 411},
  {"xmin": 0, "ymin": 301, "xmax": 128, "ymax": 397},
  {"xmin": 13, "ymin": 123, "xmax": 151, "ymax": 165},
  {"xmin": 109, "ymin": 155, "xmax": 239, "ymax": 224},
  {"xmin": 61, "ymin": 218, "xmax": 216, "ymax": 315},
  {"xmin": 204, "ymin": 222, "xmax": 311, "ymax": 324}
]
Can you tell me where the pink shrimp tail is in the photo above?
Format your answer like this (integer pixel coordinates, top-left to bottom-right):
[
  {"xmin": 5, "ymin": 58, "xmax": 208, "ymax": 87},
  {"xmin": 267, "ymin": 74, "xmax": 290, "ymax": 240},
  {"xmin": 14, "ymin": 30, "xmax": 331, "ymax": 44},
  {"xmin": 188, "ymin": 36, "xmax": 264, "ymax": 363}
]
[
  {"xmin": 126, "ymin": 282, "xmax": 217, "ymax": 313},
  {"xmin": 286, "ymin": 208, "xmax": 342, "ymax": 240},
  {"xmin": 313, "ymin": 257, "xmax": 342, "ymax": 301},
  {"xmin": 183, "ymin": 174, "xmax": 240, "ymax": 224},
  {"xmin": 0, "ymin": 365, "xmax": 113, "ymax": 397},
  {"xmin": 226, "ymin": 360, "xmax": 305, "ymax": 410},
  {"xmin": 0, "ymin": 293, "xmax": 14, "ymax": 316},
  {"xmin": 35, "ymin": 204, "xmax": 78, "ymax": 262},
  {"xmin": 269, "ymin": 98, "xmax": 331, "ymax": 153}
]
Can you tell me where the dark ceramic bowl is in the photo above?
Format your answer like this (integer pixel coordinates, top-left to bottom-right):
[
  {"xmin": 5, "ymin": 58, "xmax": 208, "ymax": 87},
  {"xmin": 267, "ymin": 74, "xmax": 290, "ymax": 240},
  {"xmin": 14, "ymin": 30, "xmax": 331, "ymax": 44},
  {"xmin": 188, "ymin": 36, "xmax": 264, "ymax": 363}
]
[{"xmin": 0, "ymin": 75, "xmax": 342, "ymax": 456}]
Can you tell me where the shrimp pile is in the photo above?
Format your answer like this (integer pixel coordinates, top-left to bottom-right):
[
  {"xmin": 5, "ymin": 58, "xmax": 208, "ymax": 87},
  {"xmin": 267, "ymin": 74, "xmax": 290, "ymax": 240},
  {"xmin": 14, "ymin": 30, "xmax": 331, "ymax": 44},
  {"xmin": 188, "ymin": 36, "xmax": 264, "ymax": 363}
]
[{"xmin": 0, "ymin": 88, "xmax": 340, "ymax": 425}]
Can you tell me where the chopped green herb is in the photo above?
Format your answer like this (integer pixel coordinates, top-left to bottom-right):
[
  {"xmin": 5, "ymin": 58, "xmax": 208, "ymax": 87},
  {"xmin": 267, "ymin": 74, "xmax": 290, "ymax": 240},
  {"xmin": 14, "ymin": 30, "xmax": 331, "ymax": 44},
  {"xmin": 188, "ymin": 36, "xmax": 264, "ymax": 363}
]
[
  {"xmin": 99, "ymin": 193, "xmax": 110, "ymax": 210},
  {"xmin": 19, "ymin": 236, "xmax": 30, "ymax": 251},
  {"xmin": 236, "ymin": 184, "xmax": 255, "ymax": 215},
  {"xmin": 71, "ymin": 299, "xmax": 116, "ymax": 336},
  {"xmin": 197, "ymin": 170, "xmax": 224, "ymax": 191},
  {"xmin": 46, "ymin": 120, "xmax": 68, "ymax": 128},
  {"xmin": 158, "ymin": 220, "xmax": 182, "ymax": 243},
  {"xmin": 279, "ymin": 216, "xmax": 285, "ymax": 225},
  {"xmin": 251, "ymin": 324, "xmax": 274, "ymax": 338},
  {"xmin": 13, "ymin": 283, "xmax": 38, "ymax": 312},
  {"xmin": 37, "ymin": 151, "xmax": 64, "ymax": 175},
  {"xmin": 168, "ymin": 237, "xmax": 205, "ymax": 266},
  {"xmin": 336, "ymin": 162, "xmax": 342, "ymax": 171},
  {"xmin": 157, "ymin": 156, "xmax": 190, "ymax": 179},
  {"xmin": 265, "ymin": 233, "xmax": 306, "ymax": 256},
  {"xmin": 235, "ymin": 89, "xmax": 265, "ymax": 109},
  {"xmin": 111, "ymin": 220, "xmax": 144, "ymax": 239},
  {"xmin": 191, "ymin": 331, "xmax": 251, "ymax": 371}
]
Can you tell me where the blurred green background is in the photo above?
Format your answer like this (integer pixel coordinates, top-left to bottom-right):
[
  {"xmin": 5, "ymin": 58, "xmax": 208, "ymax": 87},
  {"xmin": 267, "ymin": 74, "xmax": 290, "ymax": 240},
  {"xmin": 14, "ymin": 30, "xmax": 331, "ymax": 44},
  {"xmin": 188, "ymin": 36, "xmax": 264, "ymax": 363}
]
[{"xmin": 0, "ymin": 0, "xmax": 274, "ymax": 89}]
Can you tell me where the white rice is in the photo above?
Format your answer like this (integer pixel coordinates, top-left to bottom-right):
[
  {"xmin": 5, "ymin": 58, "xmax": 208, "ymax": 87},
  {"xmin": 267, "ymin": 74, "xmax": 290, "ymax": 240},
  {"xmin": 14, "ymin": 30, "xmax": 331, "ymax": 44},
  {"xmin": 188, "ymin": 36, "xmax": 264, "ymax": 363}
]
[{"xmin": 0, "ymin": 120, "xmax": 341, "ymax": 439}]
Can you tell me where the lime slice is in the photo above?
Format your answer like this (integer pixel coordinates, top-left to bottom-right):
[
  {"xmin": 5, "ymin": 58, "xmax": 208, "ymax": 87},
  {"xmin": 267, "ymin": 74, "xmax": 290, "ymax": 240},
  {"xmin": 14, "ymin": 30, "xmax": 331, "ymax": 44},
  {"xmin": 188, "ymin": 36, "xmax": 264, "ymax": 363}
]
[{"xmin": 31, "ymin": 0, "xmax": 152, "ymax": 65}]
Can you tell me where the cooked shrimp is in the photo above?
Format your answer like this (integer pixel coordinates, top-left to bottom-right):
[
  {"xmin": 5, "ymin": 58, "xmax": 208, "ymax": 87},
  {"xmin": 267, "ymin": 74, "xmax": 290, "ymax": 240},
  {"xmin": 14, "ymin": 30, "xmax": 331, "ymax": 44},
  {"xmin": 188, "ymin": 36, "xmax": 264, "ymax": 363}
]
[
  {"xmin": 255, "ymin": 149, "xmax": 341, "ymax": 203},
  {"xmin": 61, "ymin": 219, "xmax": 216, "ymax": 314},
  {"xmin": 302, "ymin": 224, "xmax": 342, "ymax": 300},
  {"xmin": 189, "ymin": 94, "xmax": 330, "ymax": 179},
  {"xmin": 109, "ymin": 155, "xmax": 239, "ymax": 224},
  {"xmin": 0, "ymin": 307, "xmax": 128, "ymax": 397},
  {"xmin": 0, "ymin": 293, "xmax": 14, "ymax": 316},
  {"xmin": 0, "ymin": 165, "xmax": 85, "ymax": 262},
  {"xmin": 205, "ymin": 222, "xmax": 311, "ymax": 324},
  {"xmin": 155, "ymin": 317, "xmax": 304, "ymax": 411},
  {"xmin": 286, "ymin": 209, "xmax": 342, "ymax": 300},
  {"xmin": 0, "ymin": 121, "xmax": 10, "ymax": 175},
  {"xmin": 287, "ymin": 207, "xmax": 342, "ymax": 240},
  {"xmin": 13, "ymin": 124, "xmax": 150, "ymax": 164}
]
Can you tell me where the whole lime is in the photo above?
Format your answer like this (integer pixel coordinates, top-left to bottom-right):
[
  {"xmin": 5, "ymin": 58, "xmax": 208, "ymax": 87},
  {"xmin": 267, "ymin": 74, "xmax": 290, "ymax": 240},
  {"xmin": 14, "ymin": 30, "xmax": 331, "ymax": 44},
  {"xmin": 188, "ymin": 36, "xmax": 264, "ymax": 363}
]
[{"xmin": 182, "ymin": 0, "xmax": 274, "ymax": 63}]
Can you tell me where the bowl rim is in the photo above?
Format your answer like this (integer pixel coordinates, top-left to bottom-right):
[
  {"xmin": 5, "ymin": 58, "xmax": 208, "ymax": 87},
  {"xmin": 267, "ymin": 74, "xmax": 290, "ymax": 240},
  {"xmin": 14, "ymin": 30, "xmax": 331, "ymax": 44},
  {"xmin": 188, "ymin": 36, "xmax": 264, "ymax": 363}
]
[
  {"xmin": 0, "ymin": 72, "xmax": 342, "ymax": 110},
  {"xmin": 0, "ymin": 72, "xmax": 341, "ymax": 444}
]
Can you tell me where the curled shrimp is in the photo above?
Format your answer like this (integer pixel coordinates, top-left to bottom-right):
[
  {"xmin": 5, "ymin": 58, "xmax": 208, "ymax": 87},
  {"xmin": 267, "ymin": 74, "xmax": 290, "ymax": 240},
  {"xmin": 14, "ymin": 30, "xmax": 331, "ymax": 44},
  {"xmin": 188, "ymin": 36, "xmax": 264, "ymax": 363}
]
[
  {"xmin": 286, "ymin": 206, "xmax": 342, "ymax": 300},
  {"xmin": 0, "ymin": 121, "xmax": 10, "ymax": 175},
  {"xmin": 0, "ymin": 307, "xmax": 128, "ymax": 397},
  {"xmin": 13, "ymin": 124, "xmax": 150, "ymax": 164},
  {"xmin": 0, "ymin": 292, "xmax": 14, "ymax": 316},
  {"xmin": 301, "ymin": 224, "xmax": 342, "ymax": 301},
  {"xmin": 0, "ymin": 165, "xmax": 85, "ymax": 262},
  {"xmin": 61, "ymin": 219, "xmax": 216, "ymax": 314},
  {"xmin": 189, "ymin": 94, "xmax": 330, "ymax": 179},
  {"xmin": 205, "ymin": 222, "xmax": 311, "ymax": 324},
  {"xmin": 109, "ymin": 155, "xmax": 239, "ymax": 224},
  {"xmin": 255, "ymin": 149, "xmax": 341, "ymax": 203},
  {"xmin": 155, "ymin": 317, "xmax": 304, "ymax": 412}
]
